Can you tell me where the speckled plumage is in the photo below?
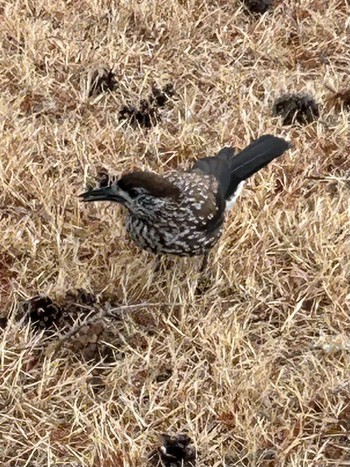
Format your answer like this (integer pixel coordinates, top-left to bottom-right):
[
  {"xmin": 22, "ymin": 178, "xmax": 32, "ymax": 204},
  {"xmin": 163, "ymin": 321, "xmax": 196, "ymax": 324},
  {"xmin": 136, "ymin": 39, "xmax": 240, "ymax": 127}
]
[
  {"xmin": 81, "ymin": 135, "xmax": 291, "ymax": 261},
  {"xmin": 125, "ymin": 171, "xmax": 222, "ymax": 256}
]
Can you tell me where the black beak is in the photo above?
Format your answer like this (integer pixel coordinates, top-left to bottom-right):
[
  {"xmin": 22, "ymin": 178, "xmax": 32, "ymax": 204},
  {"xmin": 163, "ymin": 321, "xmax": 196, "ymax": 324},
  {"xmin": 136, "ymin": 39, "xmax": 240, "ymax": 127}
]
[{"xmin": 79, "ymin": 186, "xmax": 124, "ymax": 203}]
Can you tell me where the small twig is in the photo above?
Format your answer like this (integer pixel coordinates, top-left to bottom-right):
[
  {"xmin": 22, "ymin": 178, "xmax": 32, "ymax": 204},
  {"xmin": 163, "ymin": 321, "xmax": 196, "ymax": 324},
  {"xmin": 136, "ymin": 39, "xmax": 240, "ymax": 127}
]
[
  {"xmin": 58, "ymin": 314, "xmax": 103, "ymax": 344},
  {"xmin": 106, "ymin": 301, "xmax": 181, "ymax": 317},
  {"xmin": 325, "ymin": 83, "xmax": 337, "ymax": 93},
  {"xmin": 306, "ymin": 176, "xmax": 350, "ymax": 183}
]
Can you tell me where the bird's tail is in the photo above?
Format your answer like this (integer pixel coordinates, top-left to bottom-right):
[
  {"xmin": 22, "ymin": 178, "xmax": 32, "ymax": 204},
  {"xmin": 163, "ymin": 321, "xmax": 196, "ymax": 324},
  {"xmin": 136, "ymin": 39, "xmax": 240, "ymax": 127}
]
[
  {"xmin": 224, "ymin": 134, "xmax": 291, "ymax": 198},
  {"xmin": 229, "ymin": 134, "xmax": 291, "ymax": 181},
  {"xmin": 192, "ymin": 134, "xmax": 291, "ymax": 201}
]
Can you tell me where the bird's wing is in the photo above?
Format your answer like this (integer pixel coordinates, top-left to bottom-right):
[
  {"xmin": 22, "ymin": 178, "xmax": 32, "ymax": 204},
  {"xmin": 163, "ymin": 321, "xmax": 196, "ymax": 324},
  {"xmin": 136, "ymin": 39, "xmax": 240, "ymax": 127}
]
[
  {"xmin": 187, "ymin": 169, "xmax": 227, "ymax": 234},
  {"xmin": 191, "ymin": 147, "xmax": 235, "ymax": 196},
  {"xmin": 191, "ymin": 146, "xmax": 243, "ymax": 203}
]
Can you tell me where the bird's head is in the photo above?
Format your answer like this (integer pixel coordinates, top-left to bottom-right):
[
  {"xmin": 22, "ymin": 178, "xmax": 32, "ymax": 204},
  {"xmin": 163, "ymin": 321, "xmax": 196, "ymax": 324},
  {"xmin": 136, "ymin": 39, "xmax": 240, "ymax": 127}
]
[{"xmin": 80, "ymin": 171, "xmax": 181, "ymax": 218}]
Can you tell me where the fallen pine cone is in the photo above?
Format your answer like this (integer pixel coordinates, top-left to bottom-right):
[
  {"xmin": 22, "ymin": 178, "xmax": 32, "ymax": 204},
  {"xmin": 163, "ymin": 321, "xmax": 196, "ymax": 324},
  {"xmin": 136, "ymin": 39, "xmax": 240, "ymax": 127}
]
[{"xmin": 272, "ymin": 92, "xmax": 319, "ymax": 125}]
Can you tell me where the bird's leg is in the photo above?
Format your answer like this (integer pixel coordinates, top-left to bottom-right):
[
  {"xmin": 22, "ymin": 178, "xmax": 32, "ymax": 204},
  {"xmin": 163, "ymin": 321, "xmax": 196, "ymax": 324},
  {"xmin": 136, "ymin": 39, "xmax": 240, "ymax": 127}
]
[
  {"xmin": 154, "ymin": 255, "xmax": 175, "ymax": 274},
  {"xmin": 195, "ymin": 252, "xmax": 213, "ymax": 295},
  {"xmin": 199, "ymin": 252, "xmax": 209, "ymax": 273},
  {"xmin": 154, "ymin": 254, "xmax": 163, "ymax": 273}
]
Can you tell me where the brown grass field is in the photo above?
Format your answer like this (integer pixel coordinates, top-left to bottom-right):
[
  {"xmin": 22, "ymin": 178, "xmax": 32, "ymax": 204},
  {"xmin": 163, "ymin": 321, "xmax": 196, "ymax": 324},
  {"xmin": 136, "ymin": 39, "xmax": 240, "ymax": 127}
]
[{"xmin": 1, "ymin": 0, "xmax": 349, "ymax": 465}]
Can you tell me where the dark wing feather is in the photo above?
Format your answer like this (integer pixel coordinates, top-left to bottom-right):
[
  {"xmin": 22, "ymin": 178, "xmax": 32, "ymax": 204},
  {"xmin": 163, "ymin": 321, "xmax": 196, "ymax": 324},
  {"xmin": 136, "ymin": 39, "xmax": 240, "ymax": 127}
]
[{"xmin": 192, "ymin": 147, "xmax": 238, "ymax": 198}]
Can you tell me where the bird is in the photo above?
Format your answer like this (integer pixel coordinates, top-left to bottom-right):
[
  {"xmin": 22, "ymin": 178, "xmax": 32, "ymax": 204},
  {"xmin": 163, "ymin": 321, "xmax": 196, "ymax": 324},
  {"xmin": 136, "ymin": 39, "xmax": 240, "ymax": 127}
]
[{"xmin": 80, "ymin": 134, "xmax": 291, "ymax": 270}]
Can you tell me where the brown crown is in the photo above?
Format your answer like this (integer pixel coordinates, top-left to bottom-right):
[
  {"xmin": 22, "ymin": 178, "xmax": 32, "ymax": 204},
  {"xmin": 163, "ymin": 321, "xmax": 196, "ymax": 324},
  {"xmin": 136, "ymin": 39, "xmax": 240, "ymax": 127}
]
[{"xmin": 117, "ymin": 171, "xmax": 180, "ymax": 199}]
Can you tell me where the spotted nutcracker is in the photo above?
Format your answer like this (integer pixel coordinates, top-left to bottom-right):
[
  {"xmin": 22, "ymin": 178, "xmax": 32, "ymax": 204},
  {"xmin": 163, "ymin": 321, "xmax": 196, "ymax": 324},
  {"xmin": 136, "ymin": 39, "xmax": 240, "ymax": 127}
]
[{"xmin": 80, "ymin": 135, "xmax": 291, "ymax": 270}]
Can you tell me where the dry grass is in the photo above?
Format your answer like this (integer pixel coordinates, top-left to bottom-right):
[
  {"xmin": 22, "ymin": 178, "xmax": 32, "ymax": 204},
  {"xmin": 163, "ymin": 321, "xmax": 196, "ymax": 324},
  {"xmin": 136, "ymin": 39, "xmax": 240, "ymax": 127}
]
[{"xmin": 1, "ymin": 0, "xmax": 350, "ymax": 466}]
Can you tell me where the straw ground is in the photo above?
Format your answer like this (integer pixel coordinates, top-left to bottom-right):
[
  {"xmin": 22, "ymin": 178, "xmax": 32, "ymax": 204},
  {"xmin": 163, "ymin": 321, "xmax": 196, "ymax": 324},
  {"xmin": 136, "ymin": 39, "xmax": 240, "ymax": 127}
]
[{"xmin": 0, "ymin": 0, "xmax": 349, "ymax": 465}]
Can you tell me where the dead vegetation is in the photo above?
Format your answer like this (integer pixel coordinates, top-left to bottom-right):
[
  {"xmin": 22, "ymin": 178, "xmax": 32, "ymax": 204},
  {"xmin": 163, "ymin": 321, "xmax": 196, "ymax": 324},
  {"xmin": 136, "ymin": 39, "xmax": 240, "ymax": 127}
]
[
  {"xmin": 119, "ymin": 83, "xmax": 176, "ymax": 128},
  {"xmin": 0, "ymin": 0, "xmax": 349, "ymax": 466},
  {"xmin": 325, "ymin": 85, "xmax": 350, "ymax": 111},
  {"xmin": 81, "ymin": 65, "xmax": 117, "ymax": 99}
]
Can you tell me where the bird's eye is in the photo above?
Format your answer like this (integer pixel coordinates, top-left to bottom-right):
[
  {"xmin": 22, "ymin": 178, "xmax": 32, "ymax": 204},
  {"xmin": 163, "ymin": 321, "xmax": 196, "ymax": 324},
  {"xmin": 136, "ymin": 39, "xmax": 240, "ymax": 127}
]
[{"xmin": 128, "ymin": 188, "xmax": 139, "ymax": 198}]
